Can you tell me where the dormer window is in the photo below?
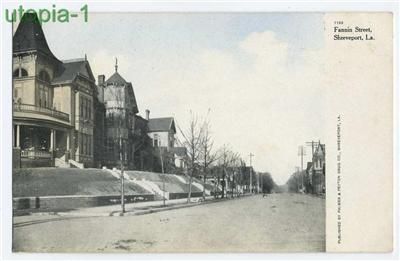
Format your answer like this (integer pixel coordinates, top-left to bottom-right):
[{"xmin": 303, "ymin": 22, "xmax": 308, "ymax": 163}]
[
  {"xmin": 38, "ymin": 70, "xmax": 51, "ymax": 82},
  {"xmin": 13, "ymin": 68, "xmax": 28, "ymax": 78}
]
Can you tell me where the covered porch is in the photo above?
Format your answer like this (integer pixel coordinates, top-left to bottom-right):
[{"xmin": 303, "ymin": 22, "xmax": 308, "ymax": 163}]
[{"xmin": 13, "ymin": 124, "xmax": 72, "ymax": 168}]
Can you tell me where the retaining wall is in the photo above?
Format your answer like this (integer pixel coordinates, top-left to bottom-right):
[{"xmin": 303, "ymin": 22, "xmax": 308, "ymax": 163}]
[{"xmin": 13, "ymin": 194, "xmax": 155, "ymax": 211}]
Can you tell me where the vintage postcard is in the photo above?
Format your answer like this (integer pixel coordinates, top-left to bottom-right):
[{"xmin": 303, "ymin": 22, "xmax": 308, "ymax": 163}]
[{"xmin": 1, "ymin": 1, "xmax": 396, "ymax": 257}]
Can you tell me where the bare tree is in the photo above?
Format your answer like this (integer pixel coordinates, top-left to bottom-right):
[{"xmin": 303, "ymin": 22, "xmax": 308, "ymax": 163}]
[
  {"xmin": 177, "ymin": 112, "xmax": 203, "ymax": 203},
  {"xmin": 229, "ymin": 153, "xmax": 242, "ymax": 198},
  {"xmin": 199, "ymin": 118, "xmax": 218, "ymax": 200},
  {"xmin": 217, "ymin": 145, "xmax": 239, "ymax": 199}
]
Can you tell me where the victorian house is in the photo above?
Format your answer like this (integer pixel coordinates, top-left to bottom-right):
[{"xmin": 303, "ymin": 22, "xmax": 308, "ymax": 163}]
[
  {"xmin": 305, "ymin": 141, "xmax": 326, "ymax": 195},
  {"xmin": 311, "ymin": 142, "xmax": 326, "ymax": 194},
  {"xmin": 12, "ymin": 12, "xmax": 187, "ymax": 173},
  {"xmin": 13, "ymin": 13, "xmax": 97, "ymax": 168},
  {"xmin": 146, "ymin": 111, "xmax": 187, "ymax": 173}
]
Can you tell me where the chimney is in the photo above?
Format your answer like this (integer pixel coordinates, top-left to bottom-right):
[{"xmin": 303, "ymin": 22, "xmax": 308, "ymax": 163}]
[
  {"xmin": 145, "ymin": 109, "xmax": 150, "ymax": 120},
  {"xmin": 98, "ymin": 75, "xmax": 105, "ymax": 86}
]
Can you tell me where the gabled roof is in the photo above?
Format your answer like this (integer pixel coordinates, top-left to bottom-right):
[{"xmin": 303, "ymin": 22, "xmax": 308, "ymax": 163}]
[
  {"xmin": 105, "ymin": 72, "xmax": 128, "ymax": 86},
  {"xmin": 315, "ymin": 143, "xmax": 325, "ymax": 155},
  {"xmin": 52, "ymin": 59, "xmax": 95, "ymax": 84},
  {"xmin": 13, "ymin": 12, "xmax": 59, "ymax": 61},
  {"xmin": 148, "ymin": 117, "xmax": 176, "ymax": 133}
]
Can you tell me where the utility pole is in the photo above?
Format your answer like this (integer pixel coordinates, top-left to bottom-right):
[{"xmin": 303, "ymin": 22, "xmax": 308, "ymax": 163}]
[
  {"xmin": 298, "ymin": 145, "xmax": 306, "ymax": 171},
  {"xmin": 159, "ymin": 148, "xmax": 166, "ymax": 207},
  {"xmin": 114, "ymin": 58, "xmax": 125, "ymax": 214},
  {"xmin": 249, "ymin": 153, "xmax": 254, "ymax": 194},
  {"xmin": 298, "ymin": 146, "xmax": 306, "ymax": 192},
  {"xmin": 119, "ymin": 131, "xmax": 125, "ymax": 214},
  {"xmin": 295, "ymin": 166, "xmax": 300, "ymax": 192},
  {"xmin": 306, "ymin": 141, "xmax": 318, "ymax": 155}
]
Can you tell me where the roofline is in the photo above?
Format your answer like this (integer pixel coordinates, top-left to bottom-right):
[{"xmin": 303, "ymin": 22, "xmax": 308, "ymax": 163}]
[
  {"xmin": 62, "ymin": 58, "xmax": 86, "ymax": 63},
  {"xmin": 13, "ymin": 49, "xmax": 62, "ymax": 64},
  {"xmin": 52, "ymin": 73, "xmax": 96, "ymax": 86},
  {"xmin": 148, "ymin": 117, "xmax": 175, "ymax": 121},
  {"xmin": 147, "ymin": 129, "xmax": 171, "ymax": 133}
]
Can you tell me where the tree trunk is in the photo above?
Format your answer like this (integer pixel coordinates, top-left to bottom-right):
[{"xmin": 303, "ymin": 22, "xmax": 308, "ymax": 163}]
[
  {"xmin": 231, "ymin": 175, "xmax": 234, "ymax": 198},
  {"xmin": 221, "ymin": 174, "xmax": 225, "ymax": 199},
  {"xmin": 216, "ymin": 176, "xmax": 220, "ymax": 199},
  {"xmin": 187, "ymin": 173, "xmax": 193, "ymax": 203},
  {"xmin": 202, "ymin": 173, "xmax": 206, "ymax": 200}
]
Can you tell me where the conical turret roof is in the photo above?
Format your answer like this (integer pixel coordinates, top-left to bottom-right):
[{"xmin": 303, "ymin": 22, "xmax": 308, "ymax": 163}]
[{"xmin": 13, "ymin": 12, "xmax": 58, "ymax": 61}]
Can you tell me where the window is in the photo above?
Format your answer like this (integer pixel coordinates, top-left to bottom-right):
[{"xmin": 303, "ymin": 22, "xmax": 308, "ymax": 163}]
[
  {"xmin": 13, "ymin": 68, "xmax": 28, "ymax": 78},
  {"xmin": 84, "ymin": 99, "xmax": 88, "ymax": 119},
  {"xmin": 83, "ymin": 135, "xmax": 87, "ymax": 155},
  {"xmin": 37, "ymin": 85, "xmax": 52, "ymax": 108},
  {"xmin": 79, "ymin": 136, "xmax": 83, "ymax": 154},
  {"xmin": 153, "ymin": 134, "xmax": 159, "ymax": 147},
  {"xmin": 38, "ymin": 70, "xmax": 50, "ymax": 82},
  {"xmin": 88, "ymin": 101, "xmax": 91, "ymax": 120},
  {"xmin": 80, "ymin": 98, "xmax": 84, "ymax": 117},
  {"xmin": 86, "ymin": 135, "xmax": 89, "ymax": 155},
  {"xmin": 39, "ymin": 86, "xmax": 43, "ymax": 107},
  {"xmin": 44, "ymin": 88, "xmax": 48, "ymax": 107},
  {"xmin": 21, "ymin": 69, "xmax": 28, "ymax": 77}
]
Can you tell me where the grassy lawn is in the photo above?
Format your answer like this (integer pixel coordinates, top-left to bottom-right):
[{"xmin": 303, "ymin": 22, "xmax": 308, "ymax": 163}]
[
  {"xmin": 13, "ymin": 168, "xmax": 219, "ymax": 197},
  {"xmin": 13, "ymin": 168, "xmax": 149, "ymax": 197}
]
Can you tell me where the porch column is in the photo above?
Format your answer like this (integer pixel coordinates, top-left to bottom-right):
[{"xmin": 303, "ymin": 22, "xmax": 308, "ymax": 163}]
[
  {"xmin": 50, "ymin": 129, "xmax": 55, "ymax": 151},
  {"xmin": 16, "ymin": 125, "xmax": 20, "ymax": 148},
  {"xmin": 65, "ymin": 131, "xmax": 70, "ymax": 162},
  {"xmin": 66, "ymin": 131, "xmax": 70, "ymax": 150}
]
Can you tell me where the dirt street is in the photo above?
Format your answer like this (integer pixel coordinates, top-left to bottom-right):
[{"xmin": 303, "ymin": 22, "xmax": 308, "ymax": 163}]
[{"xmin": 13, "ymin": 193, "xmax": 325, "ymax": 253}]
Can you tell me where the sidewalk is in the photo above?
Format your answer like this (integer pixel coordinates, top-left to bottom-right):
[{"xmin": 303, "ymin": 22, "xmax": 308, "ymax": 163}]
[
  {"xmin": 53, "ymin": 196, "xmax": 220, "ymax": 217},
  {"xmin": 34, "ymin": 194, "xmax": 254, "ymax": 217}
]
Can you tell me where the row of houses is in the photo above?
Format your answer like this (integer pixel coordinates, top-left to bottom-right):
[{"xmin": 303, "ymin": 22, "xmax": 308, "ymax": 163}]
[
  {"xmin": 12, "ymin": 12, "xmax": 186, "ymax": 171},
  {"xmin": 305, "ymin": 142, "xmax": 326, "ymax": 194},
  {"xmin": 287, "ymin": 141, "xmax": 326, "ymax": 195}
]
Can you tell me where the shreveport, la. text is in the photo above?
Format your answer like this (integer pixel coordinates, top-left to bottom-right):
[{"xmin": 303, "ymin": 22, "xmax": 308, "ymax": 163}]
[{"xmin": 333, "ymin": 23, "xmax": 374, "ymax": 41}]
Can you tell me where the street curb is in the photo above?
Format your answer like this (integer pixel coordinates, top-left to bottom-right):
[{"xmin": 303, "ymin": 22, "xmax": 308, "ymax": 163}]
[
  {"xmin": 19, "ymin": 194, "xmax": 255, "ymax": 218},
  {"xmin": 110, "ymin": 195, "xmax": 253, "ymax": 217}
]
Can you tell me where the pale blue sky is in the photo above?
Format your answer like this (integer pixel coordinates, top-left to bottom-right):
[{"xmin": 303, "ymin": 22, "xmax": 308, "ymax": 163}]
[
  {"xmin": 42, "ymin": 13, "xmax": 324, "ymax": 65},
  {"xmin": 38, "ymin": 13, "xmax": 326, "ymax": 184}
]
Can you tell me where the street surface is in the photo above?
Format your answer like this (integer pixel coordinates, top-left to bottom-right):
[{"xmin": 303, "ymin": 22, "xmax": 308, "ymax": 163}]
[{"xmin": 13, "ymin": 193, "xmax": 325, "ymax": 253}]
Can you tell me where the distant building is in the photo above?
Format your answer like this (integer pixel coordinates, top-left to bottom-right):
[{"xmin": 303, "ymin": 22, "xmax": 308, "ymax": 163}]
[
  {"xmin": 304, "ymin": 142, "xmax": 326, "ymax": 195},
  {"xmin": 311, "ymin": 142, "xmax": 326, "ymax": 194},
  {"xmin": 102, "ymin": 61, "xmax": 139, "ymax": 170},
  {"xmin": 146, "ymin": 111, "xmax": 187, "ymax": 172},
  {"xmin": 171, "ymin": 147, "xmax": 187, "ymax": 170},
  {"xmin": 132, "ymin": 115, "xmax": 155, "ymax": 171},
  {"xmin": 305, "ymin": 162, "xmax": 314, "ymax": 193}
]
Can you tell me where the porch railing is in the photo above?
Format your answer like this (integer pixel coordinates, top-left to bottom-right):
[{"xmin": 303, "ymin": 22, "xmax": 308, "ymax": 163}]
[
  {"xmin": 21, "ymin": 150, "xmax": 52, "ymax": 159},
  {"xmin": 14, "ymin": 103, "xmax": 69, "ymax": 122}
]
